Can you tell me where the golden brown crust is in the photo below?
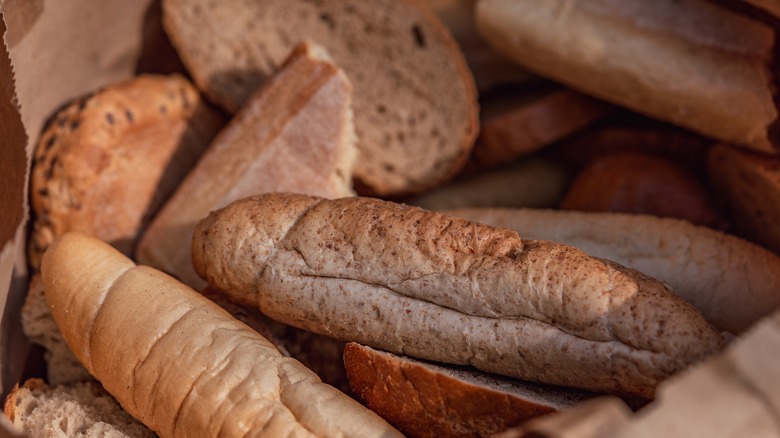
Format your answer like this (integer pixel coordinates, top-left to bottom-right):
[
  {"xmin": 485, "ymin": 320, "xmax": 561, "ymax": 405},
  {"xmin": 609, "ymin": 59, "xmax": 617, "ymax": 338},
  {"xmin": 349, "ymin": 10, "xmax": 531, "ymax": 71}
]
[
  {"xmin": 194, "ymin": 193, "xmax": 724, "ymax": 398},
  {"xmin": 476, "ymin": 0, "xmax": 777, "ymax": 153},
  {"xmin": 28, "ymin": 74, "xmax": 224, "ymax": 271},
  {"xmin": 41, "ymin": 232, "xmax": 402, "ymax": 438},
  {"xmin": 344, "ymin": 343, "xmax": 593, "ymax": 438}
]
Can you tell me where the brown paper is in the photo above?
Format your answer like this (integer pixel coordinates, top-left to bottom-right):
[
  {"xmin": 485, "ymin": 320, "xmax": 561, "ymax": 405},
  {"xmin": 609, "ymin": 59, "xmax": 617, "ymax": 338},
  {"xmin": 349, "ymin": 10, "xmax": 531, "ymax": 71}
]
[{"xmin": 0, "ymin": 0, "xmax": 155, "ymax": 430}]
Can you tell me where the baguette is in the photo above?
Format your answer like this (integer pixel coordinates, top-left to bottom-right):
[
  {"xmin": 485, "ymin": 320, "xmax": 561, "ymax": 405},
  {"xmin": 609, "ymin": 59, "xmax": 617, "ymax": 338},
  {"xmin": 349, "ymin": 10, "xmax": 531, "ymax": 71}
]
[
  {"xmin": 41, "ymin": 233, "xmax": 402, "ymax": 438},
  {"xmin": 447, "ymin": 208, "xmax": 780, "ymax": 334},
  {"xmin": 137, "ymin": 42, "xmax": 356, "ymax": 289},
  {"xmin": 476, "ymin": 0, "xmax": 778, "ymax": 153},
  {"xmin": 193, "ymin": 193, "xmax": 724, "ymax": 398},
  {"xmin": 344, "ymin": 343, "xmax": 595, "ymax": 438}
]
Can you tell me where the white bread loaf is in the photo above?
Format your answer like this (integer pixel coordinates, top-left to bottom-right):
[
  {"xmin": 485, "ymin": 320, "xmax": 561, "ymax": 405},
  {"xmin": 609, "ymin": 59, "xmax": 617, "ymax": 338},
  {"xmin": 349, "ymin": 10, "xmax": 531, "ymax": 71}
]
[
  {"xmin": 193, "ymin": 193, "xmax": 724, "ymax": 398},
  {"xmin": 447, "ymin": 208, "xmax": 780, "ymax": 334},
  {"xmin": 137, "ymin": 42, "xmax": 356, "ymax": 289},
  {"xmin": 41, "ymin": 232, "xmax": 402, "ymax": 438},
  {"xmin": 476, "ymin": 0, "xmax": 778, "ymax": 153}
]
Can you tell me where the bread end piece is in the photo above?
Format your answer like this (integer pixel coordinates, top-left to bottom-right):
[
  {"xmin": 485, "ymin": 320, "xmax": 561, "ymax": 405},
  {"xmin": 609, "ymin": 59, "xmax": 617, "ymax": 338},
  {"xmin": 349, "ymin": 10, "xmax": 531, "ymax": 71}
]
[{"xmin": 345, "ymin": 343, "xmax": 596, "ymax": 438}]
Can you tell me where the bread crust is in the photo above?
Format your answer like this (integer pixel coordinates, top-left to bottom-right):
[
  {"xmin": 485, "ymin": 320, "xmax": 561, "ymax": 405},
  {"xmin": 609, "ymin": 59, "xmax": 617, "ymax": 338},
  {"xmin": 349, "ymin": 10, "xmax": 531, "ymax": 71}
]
[
  {"xmin": 344, "ymin": 343, "xmax": 594, "ymax": 438},
  {"xmin": 193, "ymin": 193, "xmax": 724, "ymax": 398},
  {"xmin": 41, "ymin": 233, "xmax": 401, "ymax": 438},
  {"xmin": 137, "ymin": 43, "xmax": 356, "ymax": 289},
  {"xmin": 28, "ymin": 74, "xmax": 224, "ymax": 271},
  {"xmin": 447, "ymin": 207, "xmax": 780, "ymax": 334},
  {"xmin": 162, "ymin": 0, "xmax": 479, "ymax": 195},
  {"xmin": 476, "ymin": 0, "xmax": 777, "ymax": 153}
]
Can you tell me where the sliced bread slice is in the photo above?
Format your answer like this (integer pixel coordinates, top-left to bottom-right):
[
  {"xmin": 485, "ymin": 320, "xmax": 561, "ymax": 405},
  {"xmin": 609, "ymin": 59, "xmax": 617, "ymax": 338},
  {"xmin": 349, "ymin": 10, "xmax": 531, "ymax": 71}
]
[
  {"xmin": 3, "ymin": 378, "xmax": 155, "ymax": 438},
  {"xmin": 137, "ymin": 42, "xmax": 357, "ymax": 289},
  {"xmin": 344, "ymin": 343, "xmax": 595, "ymax": 438},
  {"xmin": 162, "ymin": 0, "xmax": 478, "ymax": 196}
]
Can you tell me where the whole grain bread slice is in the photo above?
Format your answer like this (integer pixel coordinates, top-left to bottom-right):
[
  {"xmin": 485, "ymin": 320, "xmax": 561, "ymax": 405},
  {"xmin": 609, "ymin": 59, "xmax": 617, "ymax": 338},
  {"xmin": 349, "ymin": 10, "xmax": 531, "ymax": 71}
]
[
  {"xmin": 162, "ymin": 0, "xmax": 479, "ymax": 196},
  {"xmin": 344, "ymin": 343, "xmax": 595, "ymax": 438}
]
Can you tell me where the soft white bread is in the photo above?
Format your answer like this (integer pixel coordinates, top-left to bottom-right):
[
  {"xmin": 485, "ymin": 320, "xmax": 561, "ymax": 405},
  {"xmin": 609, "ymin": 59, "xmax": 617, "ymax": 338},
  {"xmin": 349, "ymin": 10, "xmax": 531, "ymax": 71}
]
[
  {"xmin": 476, "ymin": 0, "xmax": 778, "ymax": 153},
  {"xmin": 447, "ymin": 208, "xmax": 780, "ymax": 334},
  {"xmin": 193, "ymin": 193, "xmax": 724, "ymax": 398},
  {"xmin": 4, "ymin": 378, "xmax": 155, "ymax": 438},
  {"xmin": 344, "ymin": 343, "xmax": 595, "ymax": 438},
  {"xmin": 41, "ymin": 232, "xmax": 402, "ymax": 438},
  {"xmin": 162, "ymin": 0, "xmax": 478, "ymax": 196},
  {"xmin": 137, "ymin": 42, "xmax": 356, "ymax": 289}
]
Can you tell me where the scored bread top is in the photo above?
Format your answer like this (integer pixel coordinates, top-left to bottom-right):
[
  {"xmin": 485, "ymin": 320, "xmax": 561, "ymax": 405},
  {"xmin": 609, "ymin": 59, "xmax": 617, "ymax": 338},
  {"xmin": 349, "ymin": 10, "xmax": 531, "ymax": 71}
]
[
  {"xmin": 193, "ymin": 193, "xmax": 724, "ymax": 398},
  {"xmin": 162, "ymin": 0, "xmax": 479, "ymax": 196}
]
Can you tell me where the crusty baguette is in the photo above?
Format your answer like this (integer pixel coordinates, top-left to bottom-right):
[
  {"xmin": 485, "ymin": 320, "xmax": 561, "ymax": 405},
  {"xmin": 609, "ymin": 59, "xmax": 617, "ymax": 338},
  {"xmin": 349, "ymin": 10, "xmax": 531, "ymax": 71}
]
[
  {"xmin": 41, "ymin": 233, "xmax": 402, "ymax": 438},
  {"xmin": 28, "ymin": 74, "xmax": 223, "ymax": 271},
  {"xmin": 446, "ymin": 208, "xmax": 780, "ymax": 334},
  {"xmin": 193, "ymin": 193, "xmax": 723, "ymax": 398},
  {"xmin": 476, "ymin": 0, "xmax": 778, "ymax": 153},
  {"xmin": 707, "ymin": 144, "xmax": 780, "ymax": 254},
  {"xmin": 560, "ymin": 152, "xmax": 723, "ymax": 229},
  {"xmin": 4, "ymin": 378, "xmax": 155, "ymax": 438},
  {"xmin": 162, "ymin": 0, "xmax": 478, "ymax": 196},
  {"xmin": 137, "ymin": 42, "xmax": 356, "ymax": 289},
  {"xmin": 344, "ymin": 343, "xmax": 595, "ymax": 438}
]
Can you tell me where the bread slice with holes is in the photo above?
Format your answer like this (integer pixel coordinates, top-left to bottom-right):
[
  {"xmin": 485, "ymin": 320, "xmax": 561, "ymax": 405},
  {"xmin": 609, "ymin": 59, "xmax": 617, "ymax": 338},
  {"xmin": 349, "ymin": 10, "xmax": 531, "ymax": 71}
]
[
  {"xmin": 3, "ymin": 378, "xmax": 155, "ymax": 438},
  {"xmin": 344, "ymin": 343, "xmax": 596, "ymax": 438},
  {"xmin": 162, "ymin": 0, "xmax": 479, "ymax": 196}
]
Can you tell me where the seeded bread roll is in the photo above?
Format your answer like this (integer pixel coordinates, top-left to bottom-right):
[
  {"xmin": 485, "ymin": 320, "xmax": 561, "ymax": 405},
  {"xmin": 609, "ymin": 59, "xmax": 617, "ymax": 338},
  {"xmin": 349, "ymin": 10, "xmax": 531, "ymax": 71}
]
[
  {"xmin": 193, "ymin": 193, "xmax": 724, "ymax": 398},
  {"xmin": 28, "ymin": 74, "xmax": 224, "ymax": 271},
  {"xmin": 344, "ymin": 343, "xmax": 595, "ymax": 438},
  {"xmin": 42, "ymin": 233, "xmax": 402, "ymax": 438},
  {"xmin": 447, "ymin": 208, "xmax": 780, "ymax": 334},
  {"xmin": 137, "ymin": 42, "xmax": 356, "ymax": 289},
  {"xmin": 162, "ymin": 0, "xmax": 479, "ymax": 196}
]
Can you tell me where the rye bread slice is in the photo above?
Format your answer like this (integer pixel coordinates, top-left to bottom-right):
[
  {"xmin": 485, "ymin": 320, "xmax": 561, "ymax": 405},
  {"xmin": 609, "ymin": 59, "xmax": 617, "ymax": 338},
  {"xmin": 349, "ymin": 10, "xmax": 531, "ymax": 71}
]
[
  {"xmin": 344, "ymin": 343, "xmax": 595, "ymax": 438},
  {"xmin": 162, "ymin": 0, "xmax": 479, "ymax": 196}
]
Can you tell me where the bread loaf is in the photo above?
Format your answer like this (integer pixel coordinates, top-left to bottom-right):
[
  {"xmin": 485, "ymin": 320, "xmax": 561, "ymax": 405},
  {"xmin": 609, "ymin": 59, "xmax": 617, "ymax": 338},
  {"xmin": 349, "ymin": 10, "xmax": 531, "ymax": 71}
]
[
  {"xmin": 137, "ymin": 42, "xmax": 356, "ymax": 289},
  {"xmin": 193, "ymin": 193, "xmax": 724, "ymax": 398},
  {"xmin": 162, "ymin": 0, "xmax": 479, "ymax": 196},
  {"xmin": 560, "ymin": 152, "xmax": 723, "ymax": 228},
  {"xmin": 447, "ymin": 208, "xmax": 780, "ymax": 334},
  {"xmin": 28, "ymin": 74, "xmax": 223, "ymax": 270},
  {"xmin": 42, "ymin": 233, "xmax": 402, "ymax": 438},
  {"xmin": 344, "ymin": 343, "xmax": 595, "ymax": 438},
  {"xmin": 476, "ymin": 0, "xmax": 778, "ymax": 153}
]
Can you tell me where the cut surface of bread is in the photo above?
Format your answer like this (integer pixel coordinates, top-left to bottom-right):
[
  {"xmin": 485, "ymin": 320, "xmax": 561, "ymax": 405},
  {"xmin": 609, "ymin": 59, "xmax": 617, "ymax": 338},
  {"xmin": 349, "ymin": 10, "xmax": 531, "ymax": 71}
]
[
  {"xmin": 344, "ymin": 343, "xmax": 594, "ymax": 438},
  {"xmin": 137, "ymin": 42, "xmax": 357, "ymax": 289},
  {"xmin": 163, "ymin": 0, "xmax": 478, "ymax": 195},
  {"xmin": 3, "ymin": 378, "xmax": 155, "ymax": 438}
]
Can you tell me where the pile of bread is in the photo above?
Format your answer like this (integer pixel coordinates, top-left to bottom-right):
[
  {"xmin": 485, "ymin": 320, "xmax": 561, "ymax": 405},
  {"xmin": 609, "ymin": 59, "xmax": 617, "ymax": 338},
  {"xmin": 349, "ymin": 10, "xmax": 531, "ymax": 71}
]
[{"xmin": 5, "ymin": 0, "xmax": 780, "ymax": 437}]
